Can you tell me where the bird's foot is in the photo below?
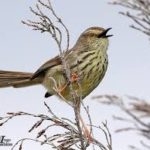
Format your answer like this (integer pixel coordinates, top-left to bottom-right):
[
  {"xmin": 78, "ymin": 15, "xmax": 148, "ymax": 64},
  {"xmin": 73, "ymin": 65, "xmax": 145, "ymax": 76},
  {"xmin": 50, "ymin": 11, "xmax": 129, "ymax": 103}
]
[{"xmin": 71, "ymin": 72, "xmax": 79, "ymax": 82}]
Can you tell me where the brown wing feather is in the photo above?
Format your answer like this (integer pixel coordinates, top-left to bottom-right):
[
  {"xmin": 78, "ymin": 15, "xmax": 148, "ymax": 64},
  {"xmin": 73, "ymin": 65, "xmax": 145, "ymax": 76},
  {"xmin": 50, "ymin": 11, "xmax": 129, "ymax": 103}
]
[{"xmin": 31, "ymin": 55, "xmax": 62, "ymax": 79}]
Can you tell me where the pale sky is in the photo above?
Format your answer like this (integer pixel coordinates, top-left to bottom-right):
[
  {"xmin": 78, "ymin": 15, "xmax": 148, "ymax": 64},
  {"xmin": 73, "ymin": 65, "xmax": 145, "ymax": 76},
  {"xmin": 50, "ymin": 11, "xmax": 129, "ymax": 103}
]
[{"xmin": 0, "ymin": 0, "xmax": 150, "ymax": 150}]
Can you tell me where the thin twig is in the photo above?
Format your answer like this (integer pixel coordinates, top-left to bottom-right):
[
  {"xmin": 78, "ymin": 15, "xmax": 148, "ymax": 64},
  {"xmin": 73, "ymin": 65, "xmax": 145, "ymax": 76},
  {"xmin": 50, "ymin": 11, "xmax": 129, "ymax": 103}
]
[{"xmin": 110, "ymin": 0, "xmax": 150, "ymax": 39}]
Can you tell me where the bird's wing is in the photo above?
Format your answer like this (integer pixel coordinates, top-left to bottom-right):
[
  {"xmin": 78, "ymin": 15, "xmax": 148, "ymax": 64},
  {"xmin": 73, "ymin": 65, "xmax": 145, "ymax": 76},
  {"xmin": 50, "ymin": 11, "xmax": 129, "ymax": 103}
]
[{"xmin": 31, "ymin": 55, "xmax": 62, "ymax": 79}]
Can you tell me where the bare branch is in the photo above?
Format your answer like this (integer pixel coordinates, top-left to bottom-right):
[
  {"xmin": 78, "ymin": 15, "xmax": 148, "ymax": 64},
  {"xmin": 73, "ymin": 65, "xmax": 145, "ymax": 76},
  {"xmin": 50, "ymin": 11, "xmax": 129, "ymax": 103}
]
[
  {"xmin": 22, "ymin": 0, "xmax": 86, "ymax": 148},
  {"xmin": 110, "ymin": 0, "xmax": 150, "ymax": 38},
  {"xmin": 94, "ymin": 95, "xmax": 150, "ymax": 149},
  {"xmin": 0, "ymin": 102, "xmax": 112, "ymax": 150}
]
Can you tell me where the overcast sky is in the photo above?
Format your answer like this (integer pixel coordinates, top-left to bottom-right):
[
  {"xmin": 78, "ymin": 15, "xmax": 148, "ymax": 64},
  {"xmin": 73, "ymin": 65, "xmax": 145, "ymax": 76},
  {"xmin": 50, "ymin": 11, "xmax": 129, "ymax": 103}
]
[{"xmin": 0, "ymin": 0, "xmax": 150, "ymax": 150}]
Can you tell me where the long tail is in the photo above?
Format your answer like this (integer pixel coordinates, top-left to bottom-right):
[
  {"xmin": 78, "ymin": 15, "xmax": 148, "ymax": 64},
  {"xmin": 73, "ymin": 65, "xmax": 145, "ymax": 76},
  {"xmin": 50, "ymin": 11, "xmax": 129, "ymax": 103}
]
[{"xmin": 0, "ymin": 70, "xmax": 42, "ymax": 88}]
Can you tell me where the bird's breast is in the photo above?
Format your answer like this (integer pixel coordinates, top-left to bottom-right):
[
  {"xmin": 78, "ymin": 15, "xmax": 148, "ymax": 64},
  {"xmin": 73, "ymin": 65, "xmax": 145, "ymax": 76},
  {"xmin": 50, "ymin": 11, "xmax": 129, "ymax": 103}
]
[{"xmin": 43, "ymin": 49, "xmax": 108, "ymax": 101}]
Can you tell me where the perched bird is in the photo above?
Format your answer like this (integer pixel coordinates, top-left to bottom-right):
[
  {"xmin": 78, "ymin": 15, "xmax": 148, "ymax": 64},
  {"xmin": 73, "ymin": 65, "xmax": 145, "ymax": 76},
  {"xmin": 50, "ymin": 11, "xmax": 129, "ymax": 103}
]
[
  {"xmin": 0, "ymin": 27, "xmax": 112, "ymax": 102},
  {"xmin": 0, "ymin": 27, "xmax": 112, "ymax": 142}
]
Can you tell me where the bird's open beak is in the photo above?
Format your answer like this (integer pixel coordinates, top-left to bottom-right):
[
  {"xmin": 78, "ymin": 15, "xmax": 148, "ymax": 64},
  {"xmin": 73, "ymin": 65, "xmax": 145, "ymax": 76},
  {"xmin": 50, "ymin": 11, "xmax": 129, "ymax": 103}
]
[{"xmin": 105, "ymin": 28, "xmax": 113, "ymax": 38}]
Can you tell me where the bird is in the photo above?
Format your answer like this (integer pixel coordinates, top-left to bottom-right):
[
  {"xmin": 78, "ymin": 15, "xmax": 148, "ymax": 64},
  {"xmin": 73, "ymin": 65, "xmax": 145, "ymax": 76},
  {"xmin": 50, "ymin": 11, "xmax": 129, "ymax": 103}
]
[
  {"xmin": 0, "ymin": 26, "xmax": 112, "ymax": 142},
  {"xmin": 0, "ymin": 27, "xmax": 112, "ymax": 102}
]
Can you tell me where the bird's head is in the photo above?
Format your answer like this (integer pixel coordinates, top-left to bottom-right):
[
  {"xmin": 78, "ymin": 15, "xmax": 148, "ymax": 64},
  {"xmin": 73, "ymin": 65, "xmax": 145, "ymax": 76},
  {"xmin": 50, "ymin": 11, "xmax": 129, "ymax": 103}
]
[{"xmin": 75, "ymin": 27, "xmax": 113, "ymax": 51}]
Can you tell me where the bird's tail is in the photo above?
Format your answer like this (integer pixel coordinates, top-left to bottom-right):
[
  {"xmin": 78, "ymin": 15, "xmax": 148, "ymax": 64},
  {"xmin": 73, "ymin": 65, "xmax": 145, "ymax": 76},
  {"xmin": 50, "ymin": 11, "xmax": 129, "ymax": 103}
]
[{"xmin": 0, "ymin": 70, "xmax": 42, "ymax": 88}]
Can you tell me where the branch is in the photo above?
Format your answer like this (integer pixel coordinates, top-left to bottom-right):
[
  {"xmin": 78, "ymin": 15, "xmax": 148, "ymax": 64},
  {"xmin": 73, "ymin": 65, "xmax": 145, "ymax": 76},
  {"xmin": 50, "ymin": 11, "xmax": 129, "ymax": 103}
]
[
  {"xmin": 110, "ymin": 0, "xmax": 150, "ymax": 38},
  {"xmin": 0, "ymin": 102, "xmax": 112, "ymax": 150},
  {"xmin": 22, "ymin": 0, "xmax": 86, "ymax": 148},
  {"xmin": 94, "ymin": 95, "xmax": 150, "ymax": 149}
]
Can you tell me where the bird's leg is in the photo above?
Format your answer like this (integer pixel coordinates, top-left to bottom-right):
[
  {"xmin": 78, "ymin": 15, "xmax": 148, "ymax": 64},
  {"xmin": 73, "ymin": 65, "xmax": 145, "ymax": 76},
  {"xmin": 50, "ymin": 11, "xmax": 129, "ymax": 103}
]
[
  {"xmin": 75, "ymin": 102, "xmax": 93, "ymax": 143},
  {"xmin": 78, "ymin": 113, "xmax": 93, "ymax": 143},
  {"xmin": 57, "ymin": 82, "xmax": 69, "ymax": 93},
  {"xmin": 56, "ymin": 72, "xmax": 79, "ymax": 94},
  {"xmin": 56, "ymin": 71, "xmax": 93, "ymax": 142}
]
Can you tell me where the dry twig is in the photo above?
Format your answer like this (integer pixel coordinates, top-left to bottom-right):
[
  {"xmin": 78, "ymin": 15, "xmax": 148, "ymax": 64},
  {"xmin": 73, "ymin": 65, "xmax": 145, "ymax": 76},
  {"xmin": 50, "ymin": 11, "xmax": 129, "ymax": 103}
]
[
  {"xmin": 94, "ymin": 95, "xmax": 150, "ymax": 149},
  {"xmin": 22, "ymin": 0, "xmax": 86, "ymax": 148},
  {"xmin": 110, "ymin": 0, "xmax": 150, "ymax": 38},
  {"xmin": 0, "ymin": 102, "xmax": 112, "ymax": 150}
]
